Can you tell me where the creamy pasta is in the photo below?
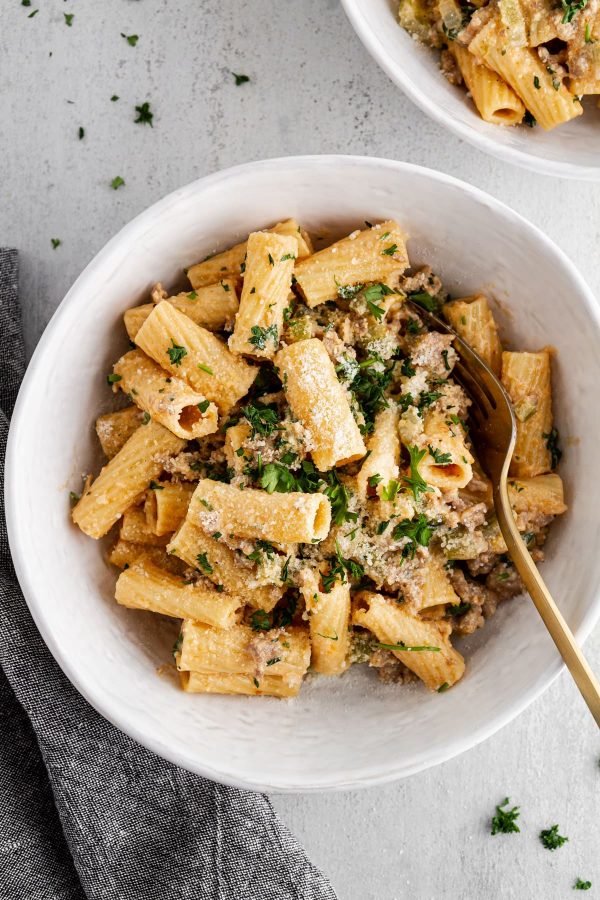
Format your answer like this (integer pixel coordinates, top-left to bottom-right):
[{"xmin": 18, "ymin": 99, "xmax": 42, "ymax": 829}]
[
  {"xmin": 398, "ymin": 0, "xmax": 598, "ymax": 130},
  {"xmin": 71, "ymin": 219, "xmax": 566, "ymax": 697}
]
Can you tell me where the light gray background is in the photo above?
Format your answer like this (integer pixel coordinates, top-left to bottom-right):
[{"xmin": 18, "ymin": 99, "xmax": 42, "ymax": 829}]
[{"xmin": 1, "ymin": 2, "xmax": 598, "ymax": 898}]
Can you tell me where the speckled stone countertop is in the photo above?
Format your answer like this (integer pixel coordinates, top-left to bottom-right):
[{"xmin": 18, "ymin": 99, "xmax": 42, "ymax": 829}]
[{"xmin": 2, "ymin": 2, "xmax": 598, "ymax": 897}]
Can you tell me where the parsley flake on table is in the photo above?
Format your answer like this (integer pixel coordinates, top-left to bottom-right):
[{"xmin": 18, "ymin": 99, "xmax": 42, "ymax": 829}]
[
  {"xmin": 78, "ymin": 126, "xmax": 85, "ymax": 140},
  {"xmin": 490, "ymin": 797, "xmax": 520, "ymax": 835},
  {"xmin": 232, "ymin": 72, "xmax": 250, "ymax": 85},
  {"xmin": 110, "ymin": 175, "xmax": 125, "ymax": 190},
  {"xmin": 134, "ymin": 101, "xmax": 153, "ymax": 126},
  {"xmin": 574, "ymin": 878, "xmax": 592, "ymax": 890},
  {"xmin": 27, "ymin": 7, "xmax": 38, "ymax": 17},
  {"xmin": 196, "ymin": 552, "xmax": 213, "ymax": 574},
  {"xmin": 50, "ymin": 238, "xmax": 61, "ymax": 249},
  {"xmin": 121, "ymin": 33, "xmax": 139, "ymax": 46},
  {"xmin": 64, "ymin": 13, "xmax": 74, "ymax": 26},
  {"xmin": 110, "ymin": 94, "xmax": 119, "ymax": 102},
  {"xmin": 540, "ymin": 824, "xmax": 568, "ymax": 850}
]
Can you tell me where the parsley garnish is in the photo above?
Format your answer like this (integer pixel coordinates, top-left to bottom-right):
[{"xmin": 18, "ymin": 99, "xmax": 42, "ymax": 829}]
[
  {"xmin": 540, "ymin": 824, "xmax": 568, "ymax": 851},
  {"xmin": 261, "ymin": 462, "xmax": 296, "ymax": 494},
  {"xmin": 243, "ymin": 403, "xmax": 279, "ymax": 437},
  {"xmin": 187, "ymin": 290, "xmax": 198, "ymax": 300},
  {"xmin": 428, "ymin": 445, "xmax": 452, "ymax": 465},
  {"xmin": 266, "ymin": 657, "xmax": 282, "ymax": 667},
  {"xmin": 403, "ymin": 445, "xmax": 433, "ymax": 501},
  {"xmin": 51, "ymin": 238, "xmax": 61, "ymax": 249},
  {"xmin": 381, "ymin": 243, "xmax": 398, "ymax": 256},
  {"xmin": 198, "ymin": 399, "xmax": 210, "ymax": 413},
  {"xmin": 447, "ymin": 601, "xmax": 471, "ymax": 616},
  {"xmin": 561, "ymin": 0, "xmax": 587, "ymax": 23},
  {"xmin": 121, "ymin": 33, "xmax": 139, "ymax": 46},
  {"xmin": 348, "ymin": 357, "xmax": 393, "ymax": 434},
  {"xmin": 381, "ymin": 479, "xmax": 400, "ymax": 502},
  {"xmin": 543, "ymin": 428, "xmax": 562, "ymax": 469},
  {"xmin": 368, "ymin": 474, "xmax": 382, "ymax": 488},
  {"xmin": 375, "ymin": 641, "xmax": 440, "ymax": 653},
  {"xmin": 418, "ymin": 390, "xmax": 442, "ymax": 412},
  {"xmin": 316, "ymin": 631, "xmax": 339, "ymax": 641},
  {"xmin": 491, "ymin": 798, "xmax": 520, "ymax": 835},
  {"xmin": 268, "ymin": 252, "xmax": 274, "ymax": 266},
  {"xmin": 574, "ymin": 878, "xmax": 592, "ymax": 891},
  {"xmin": 134, "ymin": 101, "xmax": 153, "ymax": 126},
  {"xmin": 280, "ymin": 252, "xmax": 295, "ymax": 261},
  {"xmin": 196, "ymin": 552, "xmax": 213, "ymax": 574},
  {"xmin": 167, "ymin": 341, "xmax": 187, "ymax": 366},
  {"xmin": 392, "ymin": 514, "xmax": 435, "ymax": 559},
  {"xmin": 437, "ymin": 682, "xmax": 450, "ymax": 692},
  {"xmin": 250, "ymin": 609, "xmax": 271, "ymax": 632},
  {"xmin": 141, "ymin": 411, "xmax": 151, "ymax": 425},
  {"xmin": 533, "ymin": 75, "xmax": 541, "ymax": 90},
  {"xmin": 441, "ymin": 348, "xmax": 450, "ymax": 370},
  {"xmin": 110, "ymin": 175, "xmax": 125, "ymax": 190},
  {"xmin": 408, "ymin": 290, "xmax": 437, "ymax": 312},
  {"xmin": 148, "ymin": 481, "xmax": 164, "ymax": 491},
  {"xmin": 78, "ymin": 127, "xmax": 85, "ymax": 140},
  {"xmin": 64, "ymin": 12, "xmax": 74, "ymax": 26},
  {"xmin": 197, "ymin": 362, "xmax": 213, "ymax": 375},
  {"xmin": 69, "ymin": 491, "xmax": 80, "ymax": 504},
  {"xmin": 321, "ymin": 542, "xmax": 364, "ymax": 593},
  {"xmin": 172, "ymin": 634, "xmax": 183, "ymax": 656},
  {"xmin": 248, "ymin": 324, "xmax": 278, "ymax": 350},
  {"xmin": 322, "ymin": 470, "xmax": 357, "ymax": 526},
  {"xmin": 376, "ymin": 520, "xmax": 389, "ymax": 535},
  {"xmin": 232, "ymin": 72, "xmax": 250, "ymax": 85},
  {"xmin": 107, "ymin": 373, "xmax": 122, "ymax": 384},
  {"xmin": 111, "ymin": 94, "xmax": 119, "ymax": 102}
]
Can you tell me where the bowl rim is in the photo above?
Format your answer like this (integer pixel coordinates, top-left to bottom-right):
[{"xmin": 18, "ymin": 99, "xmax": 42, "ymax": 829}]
[
  {"xmin": 339, "ymin": 0, "xmax": 600, "ymax": 182},
  {"xmin": 6, "ymin": 154, "xmax": 600, "ymax": 792}
]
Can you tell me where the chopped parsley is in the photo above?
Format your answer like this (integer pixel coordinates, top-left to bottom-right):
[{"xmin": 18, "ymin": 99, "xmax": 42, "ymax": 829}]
[
  {"xmin": 408, "ymin": 290, "xmax": 438, "ymax": 312},
  {"xmin": 243, "ymin": 402, "xmax": 279, "ymax": 437},
  {"xmin": 428, "ymin": 445, "xmax": 452, "ymax": 465},
  {"xmin": 141, "ymin": 411, "xmax": 151, "ymax": 425},
  {"xmin": 322, "ymin": 470, "xmax": 357, "ymax": 526},
  {"xmin": 266, "ymin": 656, "xmax": 281, "ymax": 667},
  {"xmin": 232, "ymin": 72, "xmax": 250, "ymax": 85},
  {"xmin": 64, "ymin": 12, "xmax": 74, "ymax": 26},
  {"xmin": 491, "ymin": 798, "xmax": 520, "ymax": 835},
  {"xmin": 574, "ymin": 879, "xmax": 592, "ymax": 891},
  {"xmin": 280, "ymin": 252, "xmax": 296, "ymax": 262},
  {"xmin": 134, "ymin": 101, "xmax": 153, "ymax": 126},
  {"xmin": 51, "ymin": 238, "xmax": 61, "ymax": 249},
  {"xmin": 248, "ymin": 324, "xmax": 278, "ymax": 350},
  {"xmin": 78, "ymin": 127, "xmax": 85, "ymax": 140},
  {"xmin": 110, "ymin": 175, "xmax": 125, "ymax": 190},
  {"xmin": 187, "ymin": 290, "xmax": 198, "ymax": 300},
  {"xmin": 437, "ymin": 682, "xmax": 450, "ymax": 692},
  {"xmin": 381, "ymin": 243, "xmax": 398, "ymax": 257},
  {"xmin": 196, "ymin": 552, "xmax": 213, "ymax": 574},
  {"xmin": 533, "ymin": 75, "xmax": 541, "ymax": 90},
  {"xmin": 111, "ymin": 94, "xmax": 120, "ymax": 102},
  {"xmin": 561, "ymin": 0, "xmax": 588, "ymax": 23},
  {"xmin": 106, "ymin": 373, "xmax": 122, "ymax": 384},
  {"xmin": 197, "ymin": 362, "xmax": 214, "ymax": 375},
  {"xmin": 148, "ymin": 480, "xmax": 163, "ymax": 491},
  {"xmin": 197, "ymin": 399, "xmax": 210, "ymax": 414},
  {"xmin": 348, "ymin": 356, "xmax": 393, "ymax": 434},
  {"xmin": 121, "ymin": 33, "xmax": 139, "ymax": 46},
  {"xmin": 441, "ymin": 348, "xmax": 450, "ymax": 370},
  {"xmin": 167, "ymin": 341, "xmax": 187, "ymax": 366},
  {"xmin": 261, "ymin": 462, "xmax": 296, "ymax": 494},
  {"xmin": 392, "ymin": 514, "xmax": 435, "ymax": 559},
  {"xmin": 368, "ymin": 474, "xmax": 382, "ymax": 488},
  {"xmin": 69, "ymin": 491, "xmax": 81, "ymax": 504},
  {"xmin": 381, "ymin": 479, "xmax": 400, "ymax": 502},
  {"xmin": 321, "ymin": 542, "xmax": 364, "ymax": 593},
  {"xmin": 250, "ymin": 609, "xmax": 271, "ymax": 631},
  {"xmin": 543, "ymin": 428, "xmax": 562, "ymax": 469},
  {"xmin": 375, "ymin": 641, "xmax": 440, "ymax": 652},
  {"xmin": 447, "ymin": 601, "xmax": 471, "ymax": 616},
  {"xmin": 403, "ymin": 445, "xmax": 433, "ymax": 501},
  {"xmin": 540, "ymin": 824, "xmax": 568, "ymax": 851},
  {"xmin": 172, "ymin": 633, "xmax": 183, "ymax": 656}
]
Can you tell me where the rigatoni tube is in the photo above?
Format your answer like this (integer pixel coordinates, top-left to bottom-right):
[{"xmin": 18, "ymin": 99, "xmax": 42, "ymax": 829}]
[
  {"xmin": 228, "ymin": 231, "xmax": 297, "ymax": 359},
  {"xmin": 188, "ymin": 479, "xmax": 331, "ymax": 544},
  {"xmin": 72, "ymin": 421, "xmax": 185, "ymax": 539},
  {"xmin": 113, "ymin": 349, "xmax": 218, "ymax": 440},
  {"xmin": 275, "ymin": 338, "xmax": 366, "ymax": 470},
  {"xmin": 134, "ymin": 300, "xmax": 257, "ymax": 415}
]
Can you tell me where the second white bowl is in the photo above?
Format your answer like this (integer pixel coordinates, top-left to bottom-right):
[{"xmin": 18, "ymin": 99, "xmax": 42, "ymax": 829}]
[{"xmin": 341, "ymin": 0, "xmax": 600, "ymax": 180}]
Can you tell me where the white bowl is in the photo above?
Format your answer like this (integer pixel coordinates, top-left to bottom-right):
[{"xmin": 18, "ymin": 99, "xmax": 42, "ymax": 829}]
[
  {"xmin": 340, "ymin": 0, "xmax": 600, "ymax": 180},
  {"xmin": 6, "ymin": 156, "xmax": 600, "ymax": 792}
]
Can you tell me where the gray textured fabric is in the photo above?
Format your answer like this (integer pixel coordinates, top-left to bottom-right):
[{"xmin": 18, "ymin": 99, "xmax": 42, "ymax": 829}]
[{"xmin": 0, "ymin": 249, "xmax": 337, "ymax": 900}]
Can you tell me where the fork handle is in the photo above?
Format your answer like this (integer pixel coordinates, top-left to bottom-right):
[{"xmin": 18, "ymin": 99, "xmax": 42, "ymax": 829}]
[{"xmin": 496, "ymin": 490, "xmax": 600, "ymax": 728}]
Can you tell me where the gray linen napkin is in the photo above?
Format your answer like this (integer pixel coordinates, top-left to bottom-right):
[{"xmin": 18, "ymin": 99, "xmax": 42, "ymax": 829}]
[{"xmin": 0, "ymin": 249, "xmax": 337, "ymax": 900}]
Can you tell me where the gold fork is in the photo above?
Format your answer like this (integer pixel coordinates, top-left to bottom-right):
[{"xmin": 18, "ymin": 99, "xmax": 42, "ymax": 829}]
[{"xmin": 408, "ymin": 300, "xmax": 600, "ymax": 726}]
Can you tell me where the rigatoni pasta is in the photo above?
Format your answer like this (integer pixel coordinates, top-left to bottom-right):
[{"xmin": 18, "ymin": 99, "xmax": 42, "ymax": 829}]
[
  {"xmin": 398, "ymin": 0, "xmax": 592, "ymax": 132},
  {"xmin": 72, "ymin": 216, "xmax": 566, "ymax": 699}
]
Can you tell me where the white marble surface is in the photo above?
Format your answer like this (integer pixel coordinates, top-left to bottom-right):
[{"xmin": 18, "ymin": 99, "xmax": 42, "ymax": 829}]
[{"xmin": 1, "ymin": 2, "xmax": 598, "ymax": 898}]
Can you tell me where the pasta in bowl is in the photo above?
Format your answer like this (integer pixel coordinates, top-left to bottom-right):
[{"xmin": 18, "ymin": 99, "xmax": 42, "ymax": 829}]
[
  {"xmin": 6, "ymin": 156, "xmax": 600, "ymax": 790},
  {"xmin": 71, "ymin": 218, "xmax": 566, "ymax": 699}
]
